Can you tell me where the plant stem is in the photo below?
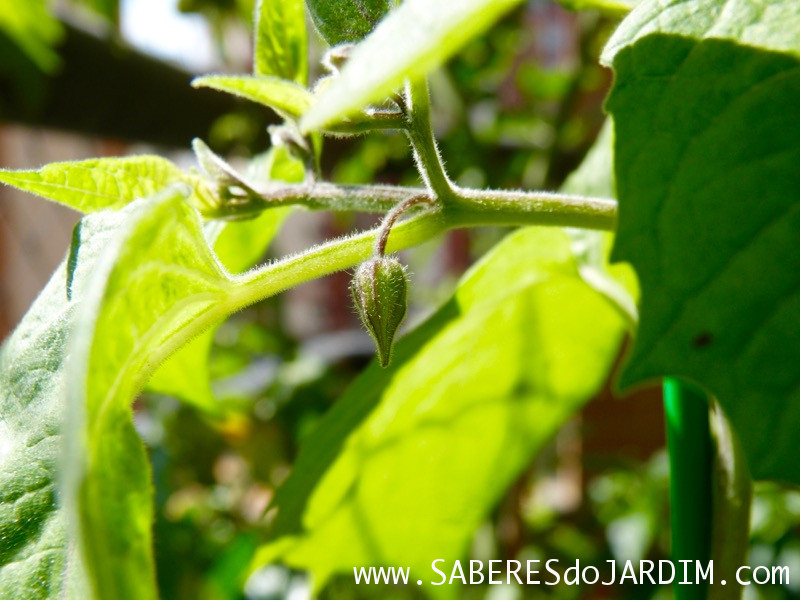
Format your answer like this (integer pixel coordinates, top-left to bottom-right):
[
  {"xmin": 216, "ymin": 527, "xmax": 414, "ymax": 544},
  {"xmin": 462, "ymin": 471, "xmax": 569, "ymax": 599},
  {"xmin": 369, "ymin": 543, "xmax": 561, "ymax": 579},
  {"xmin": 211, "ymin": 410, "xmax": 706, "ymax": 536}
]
[
  {"xmin": 217, "ymin": 182, "xmax": 423, "ymax": 217},
  {"xmin": 199, "ymin": 71, "xmax": 616, "ymax": 319},
  {"xmin": 405, "ymin": 78, "xmax": 455, "ymax": 199},
  {"xmin": 204, "ymin": 180, "xmax": 617, "ymax": 230},
  {"xmin": 447, "ymin": 186, "xmax": 617, "ymax": 231},
  {"xmin": 200, "ymin": 72, "xmax": 617, "ymax": 232},
  {"xmin": 374, "ymin": 194, "xmax": 433, "ymax": 256},
  {"xmin": 223, "ymin": 184, "xmax": 616, "ymax": 313},
  {"xmin": 664, "ymin": 378, "xmax": 712, "ymax": 600},
  {"xmin": 229, "ymin": 209, "xmax": 447, "ymax": 311}
]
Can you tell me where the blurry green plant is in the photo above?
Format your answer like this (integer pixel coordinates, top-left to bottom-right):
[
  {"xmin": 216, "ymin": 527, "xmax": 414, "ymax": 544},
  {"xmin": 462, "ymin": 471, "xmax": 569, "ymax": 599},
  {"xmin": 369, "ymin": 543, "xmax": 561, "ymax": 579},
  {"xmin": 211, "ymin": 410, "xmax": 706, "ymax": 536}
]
[{"xmin": 0, "ymin": 0, "xmax": 799, "ymax": 599}]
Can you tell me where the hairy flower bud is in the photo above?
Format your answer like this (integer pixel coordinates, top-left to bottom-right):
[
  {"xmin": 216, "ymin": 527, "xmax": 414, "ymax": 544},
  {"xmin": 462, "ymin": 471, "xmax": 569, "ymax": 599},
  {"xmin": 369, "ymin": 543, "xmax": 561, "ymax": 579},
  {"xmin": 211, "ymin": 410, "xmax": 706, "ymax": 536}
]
[{"xmin": 351, "ymin": 257, "xmax": 409, "ymax": 367}]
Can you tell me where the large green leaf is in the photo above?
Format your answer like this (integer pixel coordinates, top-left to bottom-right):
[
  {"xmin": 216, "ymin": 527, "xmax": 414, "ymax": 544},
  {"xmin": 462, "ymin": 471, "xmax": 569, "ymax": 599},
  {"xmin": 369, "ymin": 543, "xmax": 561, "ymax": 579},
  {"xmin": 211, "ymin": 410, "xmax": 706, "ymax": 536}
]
[
  {"xmin": 300, "ymin": 0, "xmax": 523, "ymax": 132},
  {"xmin": 253, "ymin": 225, "xmax": 631, "ymax": 589},
  {"xmin": 0, "ymin": 156, "xmax": 213, "ymax": 214},
  {"xmin": 603, "ymin": 1, "xmax": 800, "ymax": 482},
  {"xmin": 62, "ymin": 190, "xmax": 239, "ymax": 600},
  {"xmin": 192, "ymin": 75, "xmax": 313, "ymax": 119},
  {"xmin": 254, "ymin": 0, "xmax": 308, "ymax": 85},
  {"xmin": 0, "ymin": 145, "xmax": 301, "ymax": 597},
  {"xmin": 0, "ymin": 204, "xmax": 149, "ymax": 599},
  {"xmin": 305, "ymin": 0, "xmax": 392, "ymax": 46}
]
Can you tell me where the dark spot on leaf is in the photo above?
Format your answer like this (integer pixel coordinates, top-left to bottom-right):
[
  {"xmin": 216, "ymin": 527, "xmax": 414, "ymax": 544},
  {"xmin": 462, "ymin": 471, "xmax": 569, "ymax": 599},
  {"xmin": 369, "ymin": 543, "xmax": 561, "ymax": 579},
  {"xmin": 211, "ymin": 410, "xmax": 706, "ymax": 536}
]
[{"xmin": 692, "ymin": 332, "xmax": 713, "ymax": 349}]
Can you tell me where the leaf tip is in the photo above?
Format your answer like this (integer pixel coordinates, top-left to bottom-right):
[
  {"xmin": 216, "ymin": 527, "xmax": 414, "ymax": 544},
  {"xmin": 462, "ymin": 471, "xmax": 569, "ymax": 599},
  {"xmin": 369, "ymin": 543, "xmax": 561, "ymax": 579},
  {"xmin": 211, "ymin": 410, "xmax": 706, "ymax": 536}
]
[{"xmin": 191, "ymin": 74, "xmax": 218, "ymax": 89}]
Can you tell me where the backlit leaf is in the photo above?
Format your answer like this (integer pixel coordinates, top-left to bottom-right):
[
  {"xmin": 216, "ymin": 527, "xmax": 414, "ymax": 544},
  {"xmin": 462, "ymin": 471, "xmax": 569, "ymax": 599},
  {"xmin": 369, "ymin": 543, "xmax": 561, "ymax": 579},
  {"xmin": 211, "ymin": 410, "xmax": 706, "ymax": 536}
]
[
  {"xmin": 193, "ymin": 75, "xmax": 314, "ymax": 120},
  {"xmin": 0, "ymin": 204, "xmax": 146, "ymax": 599},
  {"xmin": 255, "ymin": 0, "xmax": 308, "ymax": 85},
  {"xmin": 63, "ymin": 191, "xmax": 236, "ymax": 599},
  {"xmin": 0, "ymin": 156, "xmax": 212, "ymax": 214},
  {"xmin": 254, "ymin": 225, "xmax": 631, "ymax": 589},
  {"xmin": 301, "ymin": 0, "xmax": 523, "ymax": 132}
]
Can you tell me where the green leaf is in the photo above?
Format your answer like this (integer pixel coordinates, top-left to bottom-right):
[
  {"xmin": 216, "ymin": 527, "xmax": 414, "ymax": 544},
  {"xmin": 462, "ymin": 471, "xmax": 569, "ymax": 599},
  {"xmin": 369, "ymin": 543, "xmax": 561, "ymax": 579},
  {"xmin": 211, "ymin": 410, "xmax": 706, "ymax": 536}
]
[
  {"xmin": 73, "ymin": 0, "xmax": 118, "ymax": 22},
  {"xmin": 557, "ymin": 0, "xmax": 637, "ymax": 17},
  {"xmin": 602, "ymin": 0, "xmax": 800, "ymax": 64},
  {"xmin": 63, "ymin": 190, "xmax": 239, "ymax": 599},
  {"xmin": 254, "ymin": 0, "xmax": 308, "ymax": 85},
  {"xmin": 603, "ymin": 2, "xmax": 800, "ymax": 482},
  {"xmin": 300, "ymin": 0, "xmax": 523, "ymax": 132},
  {"xmin": 0, "ymin": 204, "xmax": 146, "ymax": 599},
  {"xmin": 253, "ymin": 226, "xmax": 631, "ymax": 588},
  {"xmin": 0, "ymin": 0, "xmax": 62, "ymax": 71},
  {"xmin": 305, "ymin": 0, "xmax": 392, "ymax": 46},
  {"xmin": 147, "ymin": 146, "xmax": 304, "ymax": 410},
  {"xmin": 193, "ymin": 75, "xmax": 314, "ymax": 119},
  {"xmin": 0, "ymin": 156, "xmax": 212, "ymax": 214},
  {"xmin": 0, "ymin": 144, "xmax": 304, "ymax": 596}
]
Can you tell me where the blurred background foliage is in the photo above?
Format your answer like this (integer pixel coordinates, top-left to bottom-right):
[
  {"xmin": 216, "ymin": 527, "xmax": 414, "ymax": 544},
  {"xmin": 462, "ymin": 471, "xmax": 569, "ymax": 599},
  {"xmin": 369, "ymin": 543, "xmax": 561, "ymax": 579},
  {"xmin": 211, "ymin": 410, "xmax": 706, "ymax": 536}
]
[{"xmin": 0, "ymin": 1, "xmax": 798, "ymax": 599}]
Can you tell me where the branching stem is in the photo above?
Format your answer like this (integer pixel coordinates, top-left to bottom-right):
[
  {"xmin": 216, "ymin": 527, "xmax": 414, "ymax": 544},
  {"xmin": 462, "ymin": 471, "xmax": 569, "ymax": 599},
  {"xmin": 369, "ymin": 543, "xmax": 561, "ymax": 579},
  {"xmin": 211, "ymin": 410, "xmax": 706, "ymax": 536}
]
[
  {"xmin": 200, "ymin": 73, "xmax": 619, "ymax": 313},
  {"xmin": 155, "ymin": 76, "xmax": 621, "ymax": 397}
]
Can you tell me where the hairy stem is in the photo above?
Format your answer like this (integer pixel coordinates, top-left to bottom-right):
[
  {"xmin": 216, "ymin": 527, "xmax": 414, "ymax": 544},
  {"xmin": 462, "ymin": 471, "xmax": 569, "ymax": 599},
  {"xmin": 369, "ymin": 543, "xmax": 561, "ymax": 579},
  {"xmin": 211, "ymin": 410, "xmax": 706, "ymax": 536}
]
[
  {"xmin": 203, "ymin": 180, "xmax": 617, "ymax": 231},
  {"xmin": 229, "ymin": 210, "xmax": 446, "ymax": 312},
  {"xmin": 201, "ymin": 73, "xmax": 617, "ymax": 233},
  {"xmin": 222, "ymin": 185, "xmax": 615, "ymax": 314},
  {"xmin": 447, "ymin": 186, "xmax": 617, "ymax": 230},
  {"xmin": 375, "ymin": 194, "xmax": 434, "ymax": 256},
  {"xmin": 405, "ymin": 79, "xmax": 455, "ymax": 199}
]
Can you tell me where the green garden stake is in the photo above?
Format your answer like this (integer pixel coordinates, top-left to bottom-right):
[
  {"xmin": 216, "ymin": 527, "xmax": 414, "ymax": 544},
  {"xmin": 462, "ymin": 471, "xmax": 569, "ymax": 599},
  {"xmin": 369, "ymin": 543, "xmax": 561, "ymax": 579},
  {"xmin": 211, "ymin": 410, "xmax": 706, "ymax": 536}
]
[{"xmin": 664, "ymin": 378, "xmax": 713, "ymax": 600}]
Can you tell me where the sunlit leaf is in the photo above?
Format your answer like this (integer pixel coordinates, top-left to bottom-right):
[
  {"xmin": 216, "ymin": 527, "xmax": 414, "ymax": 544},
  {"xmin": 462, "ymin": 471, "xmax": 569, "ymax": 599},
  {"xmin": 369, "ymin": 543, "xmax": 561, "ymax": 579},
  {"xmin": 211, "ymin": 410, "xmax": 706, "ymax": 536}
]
[
  {"xmin": 0, "ymin": 147, "xmax": 304, "ymax": 597},
  {"xmin": 254, "ymin": 225, "xmax": 631, "ymax": 590},
  {"xmin": 63, "ymin": 190, "xmax": 237, "ymax": 599},
  {"xmin": 0, "ymin": 205, "xmax": 143, "ymax": 599},
  {"xmin": 602, "ymin": 0, "xmax": 800, "ymax": 63},
  {"xmin": 193, "ymin": 75, "xmax": 313, "ymax": 120},
  {"xmin": 301, "ymin": 0, "xmax": 523, "ymax": 132},
  {"xmin": 0, "ymin": 156, "xmax": 212, "ymax": 214},
  {"xmin": 254, "ymin": 0, "xmax": 308, "ymax": 85}
]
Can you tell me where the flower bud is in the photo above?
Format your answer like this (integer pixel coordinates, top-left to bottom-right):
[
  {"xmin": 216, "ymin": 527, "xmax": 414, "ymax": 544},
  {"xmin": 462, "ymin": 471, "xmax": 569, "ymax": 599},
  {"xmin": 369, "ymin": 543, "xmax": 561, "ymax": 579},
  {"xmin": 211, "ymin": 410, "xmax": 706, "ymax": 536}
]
[{"xmin": 351, "ymin": 257, "xmax": 408, "ymax": 367}]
